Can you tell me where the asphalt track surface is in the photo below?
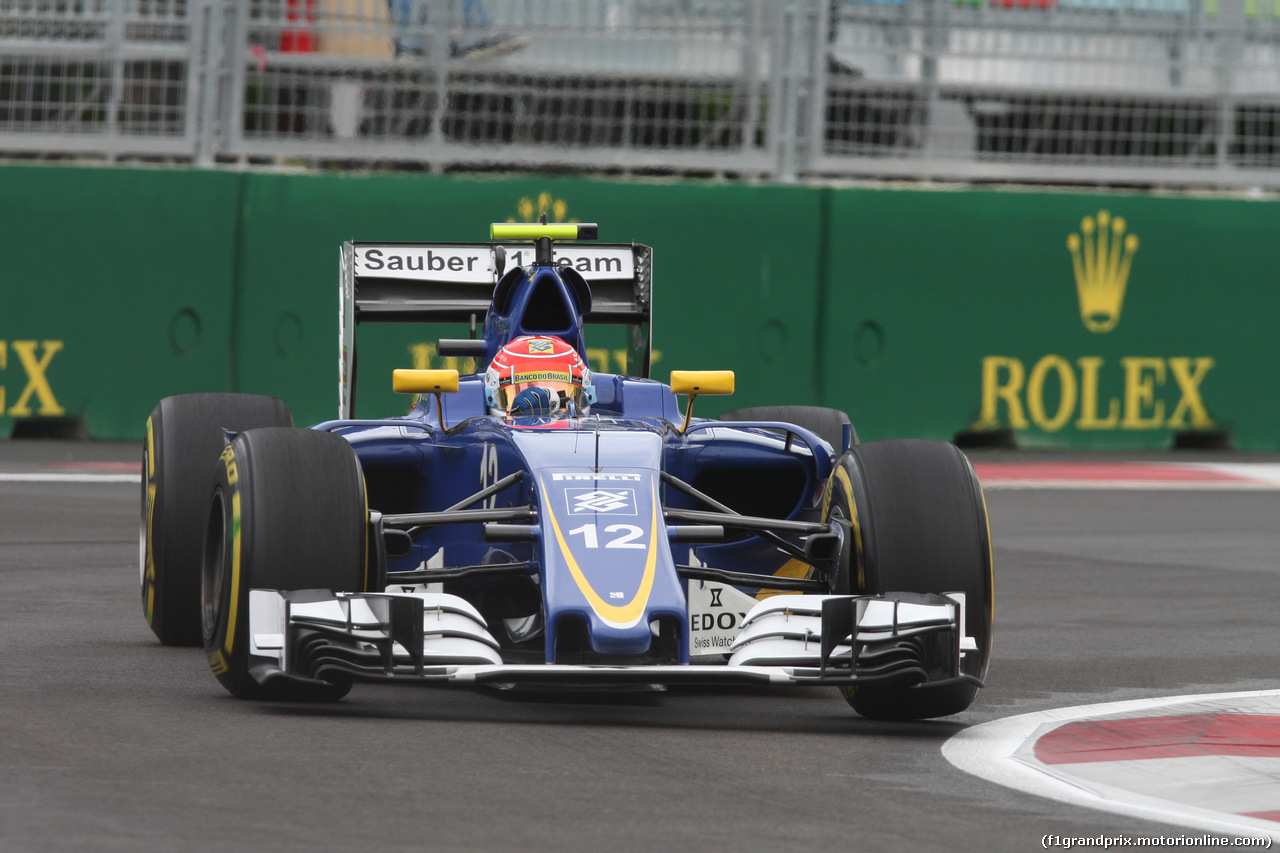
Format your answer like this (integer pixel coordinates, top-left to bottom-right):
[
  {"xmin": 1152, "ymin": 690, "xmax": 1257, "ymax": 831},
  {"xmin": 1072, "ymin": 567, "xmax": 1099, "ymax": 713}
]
[{"xmin": 3, "ymin": 441, "xmax": 1279, "ymax": 853}]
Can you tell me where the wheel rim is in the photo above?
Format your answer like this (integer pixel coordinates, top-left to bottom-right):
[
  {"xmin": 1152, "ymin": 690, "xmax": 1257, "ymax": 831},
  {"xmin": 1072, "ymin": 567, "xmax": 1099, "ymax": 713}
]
[{"xmin": 827, "ymin": 504, "xmax": 851, "ymax": 594}]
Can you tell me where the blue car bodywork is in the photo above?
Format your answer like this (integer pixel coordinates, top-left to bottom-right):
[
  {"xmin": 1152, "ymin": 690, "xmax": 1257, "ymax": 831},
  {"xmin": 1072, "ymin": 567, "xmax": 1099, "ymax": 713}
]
[
  {"xmin": 317, "ymin": 226, "xmax": 836, "ymax": 666},
  {"xmin": 229, "ymin": 224, "xmax": 981, "ymax": 707}
]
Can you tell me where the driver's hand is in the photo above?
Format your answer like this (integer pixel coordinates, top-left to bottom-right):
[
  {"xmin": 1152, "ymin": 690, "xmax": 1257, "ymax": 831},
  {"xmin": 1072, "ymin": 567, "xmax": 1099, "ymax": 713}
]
[{"xmin": 510, "ymin": 386, "xmax": 558, "ymax": 417}]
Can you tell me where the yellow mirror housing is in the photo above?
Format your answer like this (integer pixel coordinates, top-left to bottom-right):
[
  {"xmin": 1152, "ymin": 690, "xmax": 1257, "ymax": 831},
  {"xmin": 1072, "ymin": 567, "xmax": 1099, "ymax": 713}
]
[
  {"xmin": 670, "ymin": 370, "xmax": 734, "ymax": 434},
  {"xmin": 393, "ymin": 369, "xmax": 460, "ymax": 395},
  {"xmin": 670, "ymin": 370, "xmax": 735, "ymax": 397}
]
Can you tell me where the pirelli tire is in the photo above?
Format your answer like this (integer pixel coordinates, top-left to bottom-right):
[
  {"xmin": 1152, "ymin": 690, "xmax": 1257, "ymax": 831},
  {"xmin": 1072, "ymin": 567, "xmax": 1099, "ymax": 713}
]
[
  {"xmin": 202, "ymin": 428, "xmax": 368, "ymax": 701},
  {"xmin": 719, "ymin": 405, "xmax": 858, "ymax": 451},
  {"xmin": 141, "ymin": 393, "xmax": 293, "ymax": 646},
  {"xmin": 833, "ymin": 439, "xmax": 993, "ymax": 721}
]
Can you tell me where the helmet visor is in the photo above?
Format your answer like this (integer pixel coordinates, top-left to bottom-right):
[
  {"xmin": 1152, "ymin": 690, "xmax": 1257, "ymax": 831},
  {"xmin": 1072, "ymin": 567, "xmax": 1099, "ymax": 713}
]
[{"xmin": 498, "ymin": 380, "xmax": 582, "ymax": 411}]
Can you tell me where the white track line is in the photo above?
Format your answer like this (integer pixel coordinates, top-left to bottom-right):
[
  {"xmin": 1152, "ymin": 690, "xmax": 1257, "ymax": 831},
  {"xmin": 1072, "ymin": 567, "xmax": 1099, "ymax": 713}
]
[
  {"xmin": 978, "ymin": 463, "xmax": 1280, "ymax": 491},
  {"xmin": 943, "ymin": 691, "xmax": 1280, "ymax": 840},
  {"xmin": 1200, "ymin": 463, "xmax": 1280, "ymax": 487},
  {"xmin": 0, "ymin": 473, "xmax": 140, "ymax": 483},
  {"xmin": 982, "ymin": 480, "xmax": 1280, "ymax": 490}
]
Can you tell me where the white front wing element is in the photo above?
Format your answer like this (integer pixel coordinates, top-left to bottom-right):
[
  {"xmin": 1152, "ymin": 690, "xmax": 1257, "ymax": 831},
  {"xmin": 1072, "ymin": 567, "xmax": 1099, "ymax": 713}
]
[
  {"xmin": 249, "ymin": 590, "xmax": 504, "ymax": 671},
  {"xmin": 726, "ymin": 593, "xmax": 974, "ymax": 668},
  {"xmin": 246, "ymin": 590, "xmax": 974, "ymax": 687}
]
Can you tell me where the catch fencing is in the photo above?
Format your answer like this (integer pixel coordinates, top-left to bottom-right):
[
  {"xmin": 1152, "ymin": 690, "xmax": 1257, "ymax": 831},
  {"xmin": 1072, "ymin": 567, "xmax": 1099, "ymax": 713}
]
[{"xmin": 1, "ymin": 0, "xmax": 1278, "ymax": 187}]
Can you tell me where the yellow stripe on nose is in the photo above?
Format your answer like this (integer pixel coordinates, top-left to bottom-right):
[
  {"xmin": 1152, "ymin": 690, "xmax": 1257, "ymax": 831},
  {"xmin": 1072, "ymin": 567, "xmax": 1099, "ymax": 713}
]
[{"xmin": 543, "ymin": 478, "xmax": 658, "ymax": 629}]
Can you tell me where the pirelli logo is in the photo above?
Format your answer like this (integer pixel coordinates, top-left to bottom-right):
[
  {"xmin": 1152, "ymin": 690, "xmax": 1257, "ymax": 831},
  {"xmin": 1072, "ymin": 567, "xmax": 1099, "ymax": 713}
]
[{"xmin": 552, "ymin": 473, "xmax": 642, "ymax": 481}]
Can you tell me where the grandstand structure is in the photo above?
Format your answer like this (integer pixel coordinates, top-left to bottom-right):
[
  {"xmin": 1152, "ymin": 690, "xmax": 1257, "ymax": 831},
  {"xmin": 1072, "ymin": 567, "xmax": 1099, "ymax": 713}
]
[{"xmin": 2, "ymin": 0, "xmax": 1277, "ymax": 187}]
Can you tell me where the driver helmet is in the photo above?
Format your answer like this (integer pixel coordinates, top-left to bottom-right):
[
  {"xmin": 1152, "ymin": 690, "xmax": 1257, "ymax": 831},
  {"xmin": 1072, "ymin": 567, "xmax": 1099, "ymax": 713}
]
[{"xmin": 484, "ymin": 335, "xmax": 594, "ymax": 417}]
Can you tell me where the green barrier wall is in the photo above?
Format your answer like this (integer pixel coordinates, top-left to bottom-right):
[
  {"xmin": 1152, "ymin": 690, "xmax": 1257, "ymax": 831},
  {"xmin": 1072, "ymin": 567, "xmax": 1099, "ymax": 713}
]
[
  {"xmin": 3, "ymin": 164, "xmax": 1277, "ymax": 449},
  {"xmin": 0, "ymin": 166, "xmax": 243, "ymax": 438},
  {"xmin": 819, "ymin": 187, "xmax": 1280, "ymax": 448}
]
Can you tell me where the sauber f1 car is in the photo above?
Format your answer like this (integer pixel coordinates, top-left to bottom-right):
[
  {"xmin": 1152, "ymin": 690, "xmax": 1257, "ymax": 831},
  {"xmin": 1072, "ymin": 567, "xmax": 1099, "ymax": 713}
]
[{"xmin": 140, "ymin": 222, "xmax": 993, "ymax": 721}]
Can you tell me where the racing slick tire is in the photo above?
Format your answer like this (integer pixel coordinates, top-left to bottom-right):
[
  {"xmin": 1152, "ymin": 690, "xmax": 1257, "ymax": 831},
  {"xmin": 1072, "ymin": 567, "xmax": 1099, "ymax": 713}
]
[
  {"xmin": 832, "ymin": 439, "xmax": 992, "ymax": 721},
  {"xmin": 719, "ymin": 405, "xmax": 858, "ymax": 450},
  {"xmin": 142, "ymin": 393, "xmax": 292, "ymax": 646},
  {"xmin": 202, "ymin": 427, "xmax": 367, "ymax": 701}
]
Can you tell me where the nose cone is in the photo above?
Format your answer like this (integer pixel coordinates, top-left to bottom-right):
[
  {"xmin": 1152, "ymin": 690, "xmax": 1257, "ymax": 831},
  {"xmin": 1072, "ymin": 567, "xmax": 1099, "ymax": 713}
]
[{"xmin": 513, "ymin": 427, "xmax": 687, "ymax": 661}]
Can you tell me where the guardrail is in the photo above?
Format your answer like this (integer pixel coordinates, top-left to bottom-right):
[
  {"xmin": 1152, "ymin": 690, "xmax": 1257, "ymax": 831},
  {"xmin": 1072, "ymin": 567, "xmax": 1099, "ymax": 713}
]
[
  {"xmin": 222, "ymin": 0, "xmax": 785, "ymax": 174},
  {"xmin": 0, "ymin": 0, "xmax": 204, "ymax": 158},
  {"xmin": 0, "ymin": 0, "xmax": 1277, "ymax": 186},
  {"xmin": 813, "ymin": 0, "xmax": 1280, "ymax": 185}
]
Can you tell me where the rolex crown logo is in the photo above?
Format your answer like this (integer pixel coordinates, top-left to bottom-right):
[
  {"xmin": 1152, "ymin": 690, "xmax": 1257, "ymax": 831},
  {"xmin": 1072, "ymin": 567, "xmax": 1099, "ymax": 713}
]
[
  {"xmin": 1067, "ymin": 210, "xmax": 1139, "ymax": 334},
  {"xmin": 509, "ymin": 192, "xmax": 576, "ymax": 224}
]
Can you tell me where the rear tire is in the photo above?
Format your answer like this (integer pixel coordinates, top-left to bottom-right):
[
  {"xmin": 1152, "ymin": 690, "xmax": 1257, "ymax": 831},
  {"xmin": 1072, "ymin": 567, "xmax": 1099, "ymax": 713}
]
[
  {"xmin": 832, "ymin": 439, "xmax": 993, "ymax": 721},
  {"xmin": 141, "ymin": 394, "xmax": 292, "ymax": 646},
  {"xmin": 202, "ymin": 427, "xmax": 368, "ymax": 700},
  {"xmin": 719, "ymin": 405, "xmax": 857, "ymax": 451}
]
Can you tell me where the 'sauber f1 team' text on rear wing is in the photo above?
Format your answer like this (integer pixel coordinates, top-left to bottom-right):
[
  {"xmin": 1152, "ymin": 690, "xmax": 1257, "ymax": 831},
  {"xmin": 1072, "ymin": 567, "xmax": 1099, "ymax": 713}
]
[{"xmin": 339, "ymin": 231, "xmax": 653, "ymax": 419}]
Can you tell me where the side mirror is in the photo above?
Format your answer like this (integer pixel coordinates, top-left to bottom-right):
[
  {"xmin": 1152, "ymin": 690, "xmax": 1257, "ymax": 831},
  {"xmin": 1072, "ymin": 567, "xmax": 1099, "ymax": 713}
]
[
  {"xmin": 392, "ymin": 369, "xmax": 460, "ymax": 394},
  {"xmin": 669, "ymin": 370, "xmax": 734, "ymax": 433},
  {"xmin": 393, "ymin": 369, "xmax": 460, "ymax": 428}
]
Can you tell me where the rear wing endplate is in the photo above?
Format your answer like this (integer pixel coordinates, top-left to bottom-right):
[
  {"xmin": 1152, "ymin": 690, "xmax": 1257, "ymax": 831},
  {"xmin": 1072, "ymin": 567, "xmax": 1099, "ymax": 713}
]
[{"xmin": 339, "ymin": 240, "xmax": 652, "ymax": 419}]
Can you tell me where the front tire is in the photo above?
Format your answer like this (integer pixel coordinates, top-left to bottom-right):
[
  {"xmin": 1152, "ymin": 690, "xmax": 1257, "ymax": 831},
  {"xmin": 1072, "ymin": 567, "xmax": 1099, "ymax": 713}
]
[
  {"xmin": 829, "ymin": 439, "xmax": 993, "ymax": 721},
  {"xmin": 141, "ymin": 394, "xmax": 292, "ymax": 646},
  {"xmin": 202, "ymin": 428, "xmax": 368, "ymax": 700}
]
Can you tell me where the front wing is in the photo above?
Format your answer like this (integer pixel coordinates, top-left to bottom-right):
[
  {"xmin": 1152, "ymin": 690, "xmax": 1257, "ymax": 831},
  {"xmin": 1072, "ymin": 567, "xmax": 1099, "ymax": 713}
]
[{"xmin": 245, "ymin": 589, "xmax": 981, "ymax": 693}]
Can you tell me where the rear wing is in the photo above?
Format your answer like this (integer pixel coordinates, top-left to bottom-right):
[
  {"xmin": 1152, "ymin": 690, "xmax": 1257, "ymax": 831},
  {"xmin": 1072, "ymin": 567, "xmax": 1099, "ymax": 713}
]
[{"xmin": 339, "ymin": 239, "xmax": 653, "ymax": 419}]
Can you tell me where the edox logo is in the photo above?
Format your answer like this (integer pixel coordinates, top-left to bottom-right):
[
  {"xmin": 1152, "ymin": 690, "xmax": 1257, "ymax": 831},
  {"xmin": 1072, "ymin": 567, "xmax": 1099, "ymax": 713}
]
[{"xmin": 566, "ymin": 488, "xmax": 636, "ymax": 515}]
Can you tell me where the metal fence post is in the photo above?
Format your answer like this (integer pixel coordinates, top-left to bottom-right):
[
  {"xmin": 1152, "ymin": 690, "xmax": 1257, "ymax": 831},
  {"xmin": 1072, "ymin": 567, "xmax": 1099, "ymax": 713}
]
[
  {"xmin": 803, "ymin": 0, "xmax": 835, "ymax": 179},
  {"xmin": 104, "ymin": 0, "xmax": 125, "ymax": 160},
  {"xmin": 741, "ymin": 0, "xmax": 766, "ymax": 171},
  {"xmin": 194, "ymin": 0, "xmax": 223, "ymax": 166},
  {"xmin": 777, "ymin": 0, "xmax": 800, "ymax": 181},
  {"xmin": 425, "ymin": 7, "xmax": 456, "ymax": 171},
  {"xmin": 767, "ymin": 1, "xmax": 788, "ymax": 181},
  {"xmin": 222, "ymin": 0, "xmax": 247, "ymax": 164},
  {"xmin": 1214, "ymin": 0, "xmax": 1244, "ymax": 180},
  {"xmin": 183, "ymin": 0, "xmax": 208, "ymax": 159},
  {"xmin": 773, "ymin": 0, "xmax": 826, "ymax": 182},
  {"xmin": 920, "ymin": 0, "xmax": 949, "ymax": 160}
]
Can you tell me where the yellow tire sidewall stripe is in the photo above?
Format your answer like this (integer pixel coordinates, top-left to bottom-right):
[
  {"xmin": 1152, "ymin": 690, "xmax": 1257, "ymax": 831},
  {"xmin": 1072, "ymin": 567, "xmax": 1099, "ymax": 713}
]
[
  {"xmin": 143, "ymin": 417, "xmax": 157, "ymax": 624},
  {"xmin": 824, "ymin": 459, "xmax": 864, "ymax": 592},
  {"xmin": 218, "ymin": 444, "xmax": 242, "ymax": 657}
]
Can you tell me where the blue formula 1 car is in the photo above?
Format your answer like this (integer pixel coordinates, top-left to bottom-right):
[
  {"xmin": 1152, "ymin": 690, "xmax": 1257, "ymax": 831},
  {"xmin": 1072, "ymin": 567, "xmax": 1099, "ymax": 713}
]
[{"xmin": 140, "ymin": 222, "xmax": 993, "ymax": 721}]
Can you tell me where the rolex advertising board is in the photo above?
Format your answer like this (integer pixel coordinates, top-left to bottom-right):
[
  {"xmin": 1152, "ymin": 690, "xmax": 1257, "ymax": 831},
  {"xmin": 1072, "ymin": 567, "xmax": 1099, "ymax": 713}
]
[
  {"xmin": 819, "ymin": 188, "xmax": 1280, "ymax": 449},
  {"xmin": 1, "ymin": 166, "xmax": 1278, "ymax": 449}
]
